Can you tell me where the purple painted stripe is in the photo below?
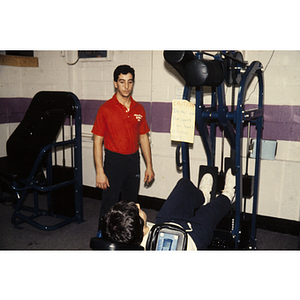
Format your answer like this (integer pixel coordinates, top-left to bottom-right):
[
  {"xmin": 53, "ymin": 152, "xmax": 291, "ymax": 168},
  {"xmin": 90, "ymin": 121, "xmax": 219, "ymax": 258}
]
[
  {"xmin": 80, "ymin": 100, "xmax": 105, "ymax": 125},
  {"xmin": 80, "ymin": 100, "xmax": 153, "ymax": 126},
  {"xmin": 1, "ymin": 97, "xmax": 300, "ymax": 142},
  {"xmin": 150, "ymin": 102, "xmax": 172, "ymax": 133},
  {"xmin": 0, "ymin": 98, "xmax": 31, "ymax": 124}
]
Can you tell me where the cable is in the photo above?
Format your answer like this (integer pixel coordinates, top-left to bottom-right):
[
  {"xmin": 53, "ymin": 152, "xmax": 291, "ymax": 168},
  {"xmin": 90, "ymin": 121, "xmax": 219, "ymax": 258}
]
[
  {"xmin": 245, "ymin": 50, "xmax": 275, "ymax": 102},
  {"xmin": 65, "ymin": 51, "xmax": 86, "ymax": 66},
  {"xmin": 264, "ymin": 50, "xmax": 275, "ymax": 70},
  {"xmin": 67, "ymin": 51, "xmax": 80, "ymax": 65}
]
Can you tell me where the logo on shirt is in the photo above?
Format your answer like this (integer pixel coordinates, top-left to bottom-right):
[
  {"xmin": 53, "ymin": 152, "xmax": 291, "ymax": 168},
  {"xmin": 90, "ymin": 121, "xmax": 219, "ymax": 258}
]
[{"xmin": 134, "ymin": 114, "xmax": 143, "ymax": 122}]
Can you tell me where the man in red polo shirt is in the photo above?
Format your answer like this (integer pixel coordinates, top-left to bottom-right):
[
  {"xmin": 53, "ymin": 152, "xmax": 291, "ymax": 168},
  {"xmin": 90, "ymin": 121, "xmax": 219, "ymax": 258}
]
[{"xmin": 92, "ymin": 65, "xmax": 155, "ymax": 224}]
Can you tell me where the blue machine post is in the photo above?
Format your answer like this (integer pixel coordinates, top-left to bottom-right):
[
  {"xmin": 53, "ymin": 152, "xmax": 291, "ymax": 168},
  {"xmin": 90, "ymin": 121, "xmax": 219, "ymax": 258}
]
[
  {"xmin": 73, "ymin": 95, "xmax": 84, "ymax": 223},
  {"xmin": 233, "ymin": 61, "xmax": 264, "ymax": 249},
  {"xmin": 195, "ymin": 85, "xmax": 215, "ymax": 166},
  {"xmin": 179, "ymin": 85, "xmax": 192, "ymax": 179}
]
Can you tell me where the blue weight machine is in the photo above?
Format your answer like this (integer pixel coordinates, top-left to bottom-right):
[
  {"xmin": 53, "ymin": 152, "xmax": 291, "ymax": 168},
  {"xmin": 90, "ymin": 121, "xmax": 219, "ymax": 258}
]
[
  {"xmin": 0, "ymin": 91, "xmax": 84, "ymax": 231},
  {"xmin": 164, "ymin": 51, "xmax": 264, "ymax": 249}
]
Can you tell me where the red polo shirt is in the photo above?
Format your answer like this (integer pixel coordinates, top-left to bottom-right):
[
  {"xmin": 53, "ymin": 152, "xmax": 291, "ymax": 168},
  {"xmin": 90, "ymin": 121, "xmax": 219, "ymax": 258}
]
[{"xmin": 92, "ymin": 94, "xmax": 150, "ymax": 155}]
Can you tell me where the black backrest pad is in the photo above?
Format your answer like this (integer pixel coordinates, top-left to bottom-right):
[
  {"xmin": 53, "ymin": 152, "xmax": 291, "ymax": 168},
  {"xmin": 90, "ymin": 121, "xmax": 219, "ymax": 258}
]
[
  {"xmin": 5, "ymin": 91, "xmax": 80, "ymax": 179},
  {"xmin": 6, "ymin": 109, "xmax": 66, "ymax": 179},
  {"xmin": 28, "ymin": 91, "xmax": 77, "ymax": 116}
]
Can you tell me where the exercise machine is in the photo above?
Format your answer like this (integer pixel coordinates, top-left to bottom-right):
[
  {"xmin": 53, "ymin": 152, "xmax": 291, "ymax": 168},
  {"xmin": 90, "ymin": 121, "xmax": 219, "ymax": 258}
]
[
  {"xmin": 0, "ymin": 91, "xmax": 84, "ymax": 231},
  {"xmin": 164, "ymin": 51, "xmax": 264, "ymax": 249}
]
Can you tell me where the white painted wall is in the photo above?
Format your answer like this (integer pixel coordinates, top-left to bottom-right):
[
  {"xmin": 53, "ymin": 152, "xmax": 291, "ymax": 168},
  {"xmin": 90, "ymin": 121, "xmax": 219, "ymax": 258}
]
[{"xmin": 1, "ymin": 50, "xmax": 300, "ymax": 222}]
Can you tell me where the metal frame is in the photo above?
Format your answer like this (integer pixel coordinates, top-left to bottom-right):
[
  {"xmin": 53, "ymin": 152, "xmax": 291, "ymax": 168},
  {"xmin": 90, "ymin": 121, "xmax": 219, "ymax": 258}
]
[
  {"xmin": 7, "ymin": 91, "xmax": 83, "ymax": 231},
  {"xmin": 176, "ymin": 52, "xmax": 264, "ymax": 249}
]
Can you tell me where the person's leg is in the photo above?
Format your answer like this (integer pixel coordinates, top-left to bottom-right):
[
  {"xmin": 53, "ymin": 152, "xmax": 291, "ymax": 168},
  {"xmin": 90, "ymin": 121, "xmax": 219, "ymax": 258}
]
[
  {"xmin": 99, "ymin": 151, "xmax": 125, "ymax": 220},
  {"xmin": 188, "ymin": 168, "xmax": 235, "ymax": 248},
  {"xmin": 121, "ymin": 151, "xmax": 140, "ymax": 203},
  {"xmin": 156, "ymin": 177, "xmax": 206, "ymax": 223},
  {"xmin": 187, "ymin": 194, "xmax": 231, "ymax": 248}
]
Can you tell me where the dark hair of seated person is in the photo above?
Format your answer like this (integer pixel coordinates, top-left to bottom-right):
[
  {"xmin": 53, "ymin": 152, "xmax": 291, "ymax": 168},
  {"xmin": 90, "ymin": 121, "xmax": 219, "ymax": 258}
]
[{"xmin": 102, "ymin": 201, "xmax": 144, "ymax": 246}]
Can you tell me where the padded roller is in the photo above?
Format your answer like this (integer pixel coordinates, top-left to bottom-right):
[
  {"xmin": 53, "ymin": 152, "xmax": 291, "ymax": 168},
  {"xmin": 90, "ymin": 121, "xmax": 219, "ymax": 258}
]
[
  {"xmin": 184, "ymin": 59, "xmax": 224, "ymax": 87},
  {"xmin": 163, "ymin": 50, "xmax": 197, "ymax": 79}
]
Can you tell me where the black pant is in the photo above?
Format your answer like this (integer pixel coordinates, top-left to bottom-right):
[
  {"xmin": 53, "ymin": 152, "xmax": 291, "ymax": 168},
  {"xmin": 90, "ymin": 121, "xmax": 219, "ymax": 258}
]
[
  {"xmin": 99, "ymin": 149, "xmax": 140, "ymax": 220},
  {"xmin": 156, "ymin": 178, "xmax": 231, "ymax": 249}
]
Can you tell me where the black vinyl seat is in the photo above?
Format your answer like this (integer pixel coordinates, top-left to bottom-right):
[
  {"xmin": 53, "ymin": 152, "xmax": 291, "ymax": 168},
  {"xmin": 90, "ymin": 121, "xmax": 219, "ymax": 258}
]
[
  {"xmin": 90, "ymin": 237, "xmax": 144, "ymax": 251},
  {"xmin": 0, "ymin": 91, "xmax": 84, "ymax": 231}
]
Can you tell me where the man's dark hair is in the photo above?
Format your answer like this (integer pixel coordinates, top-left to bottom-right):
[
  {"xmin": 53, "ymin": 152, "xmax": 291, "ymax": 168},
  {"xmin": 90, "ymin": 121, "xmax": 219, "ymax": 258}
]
[
  {"xmin": 102, "ymin": 201, "xmax": 144, "ymax": 245},
  {"xmin": 113, "ymin": 65, "xmax": 135, "ymax": 82}
]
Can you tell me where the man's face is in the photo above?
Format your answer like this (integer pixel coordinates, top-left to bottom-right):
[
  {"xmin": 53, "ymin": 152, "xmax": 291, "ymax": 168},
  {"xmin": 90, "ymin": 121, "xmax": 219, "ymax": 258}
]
[{"xmin": 114, "ymin": 73, "xmax": 134, "ymax": 98}]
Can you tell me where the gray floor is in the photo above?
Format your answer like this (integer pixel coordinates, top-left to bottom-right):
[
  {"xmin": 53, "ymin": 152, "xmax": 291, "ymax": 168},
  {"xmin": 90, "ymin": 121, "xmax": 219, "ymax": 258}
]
[{"xmin": 0, "ymin": 194, "xmax": 299, "ymax": 250}]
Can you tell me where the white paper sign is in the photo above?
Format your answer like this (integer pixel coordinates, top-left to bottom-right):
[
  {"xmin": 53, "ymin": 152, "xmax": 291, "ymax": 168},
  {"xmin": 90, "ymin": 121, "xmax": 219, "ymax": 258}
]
[{"xmin": 170, "ymin": 99, "xmax": 195, "ymax": 143}]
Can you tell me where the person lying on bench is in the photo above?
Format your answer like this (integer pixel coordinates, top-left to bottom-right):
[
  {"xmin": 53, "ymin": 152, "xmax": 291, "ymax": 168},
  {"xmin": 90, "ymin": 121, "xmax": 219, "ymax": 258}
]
[{"xmin": 101, "ymin": 168, "xmax": 235, "ymax": 250}]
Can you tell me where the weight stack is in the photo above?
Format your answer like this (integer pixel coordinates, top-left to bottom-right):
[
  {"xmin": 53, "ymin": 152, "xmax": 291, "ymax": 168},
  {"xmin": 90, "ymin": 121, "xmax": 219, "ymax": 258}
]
[
  {"xmin": 209, "ymin": 209, "xmax": 252, "ymax": 250},
  {"xmin": 52, "ymin": 165, "xmax": 75, "ymax": 217}
]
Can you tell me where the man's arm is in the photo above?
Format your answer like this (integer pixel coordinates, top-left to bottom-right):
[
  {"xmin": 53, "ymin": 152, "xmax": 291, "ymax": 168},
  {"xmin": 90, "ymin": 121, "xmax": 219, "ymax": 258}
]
[
  {"xmin": 139, "ymin": 133, "xmax": 155, "ymax": 184},
  {"xmin": 93, "ymin": 134, "xmax": 110, "ymax": 189}
]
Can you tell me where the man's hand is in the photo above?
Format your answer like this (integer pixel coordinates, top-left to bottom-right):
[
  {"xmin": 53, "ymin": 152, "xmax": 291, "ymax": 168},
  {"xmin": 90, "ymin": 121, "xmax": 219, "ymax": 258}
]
[
  {"xmin": 94, "ymin": 134, "xmax": 110, "ymax": 190},
  {"xmin": 139, "ymin": 133, "xmax": 155, "ymax": 186},
  {"xmin": 144, "ymin": 166, "xmax": 155, "ymax": 185},
  {"xmin": 96, "ymin": 172, "xmax": 110, "ymax": 190}
]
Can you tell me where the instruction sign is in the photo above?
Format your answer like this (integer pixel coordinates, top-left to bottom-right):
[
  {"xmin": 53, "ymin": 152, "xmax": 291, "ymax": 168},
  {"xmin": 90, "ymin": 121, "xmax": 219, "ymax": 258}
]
[{"xmin": 170, "ymin": 99, "xmax": 195, "ymax": 143}]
